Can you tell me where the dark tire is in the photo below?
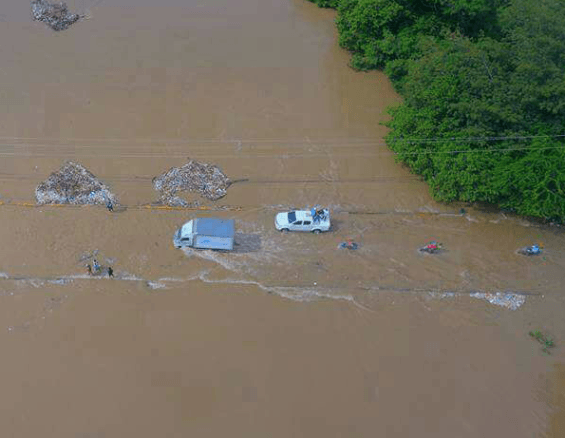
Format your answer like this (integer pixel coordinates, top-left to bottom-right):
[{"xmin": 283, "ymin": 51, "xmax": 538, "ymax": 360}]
[
  {"xmin": 281, "ymin": 228, "xmax": 289, "ymax": 233},
  {"xmin": 313, "ymin": 229, "xmax": 321, "ymax": 234}
]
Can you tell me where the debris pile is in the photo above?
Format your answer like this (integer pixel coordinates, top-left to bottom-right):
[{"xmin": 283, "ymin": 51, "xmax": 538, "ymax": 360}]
[
  {"xmin": 470, "ymin": 292, "xmax": 526, "ymax": 311},
  {"xmin": 153, "ymin": 159, "xmax": 231, "ymax": 207},
  {"xmin": 31, "ymin": 0, "xmax": 83, "ymax": 31},
  {"xmin": 36, "ymin": 161, "xmax": 118, "ymax": 206},
  {"xmin": 427, "ymin": 290, "xmax": 526, "ymax": 310}
]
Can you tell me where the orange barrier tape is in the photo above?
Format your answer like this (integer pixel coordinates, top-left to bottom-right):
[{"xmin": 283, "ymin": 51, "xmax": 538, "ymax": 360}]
[{"xmin": 1, "ymin": 201, "xmax": 243, "ymax": 211}]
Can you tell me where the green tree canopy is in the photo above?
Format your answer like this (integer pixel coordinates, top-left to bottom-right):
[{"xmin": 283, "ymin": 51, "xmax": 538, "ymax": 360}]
[{"xmin": 309, "ymin": 0, "xmax": 565, "ymax": 221}]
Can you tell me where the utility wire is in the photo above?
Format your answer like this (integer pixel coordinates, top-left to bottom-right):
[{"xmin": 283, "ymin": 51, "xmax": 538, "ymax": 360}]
[
  {"xmin": 0, "ymin": 173, "xmax": 422, "ymax": 183},
  {"xmin": 389, "ymin": 133, "xmax": 565, "ymax": 144},
  {"xmin": 390, "ymin": 145, "xmax": 565, "ymax": 155},
  {"xmin": 0, "ymin": 133, "xmax": 562, "ymax": 159},
  {"xmin": 0, "ymin": 144, "xmax": 563, "ymax": 158},
  {"xmin": 0, "ymin": 132, "xmax": 562, "ymax": 145}
]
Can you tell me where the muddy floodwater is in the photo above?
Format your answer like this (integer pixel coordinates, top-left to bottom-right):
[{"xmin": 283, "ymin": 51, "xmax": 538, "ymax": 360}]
[{"xmin": 0, "ymin": 0, "xmax": 564, "ymax": 436}]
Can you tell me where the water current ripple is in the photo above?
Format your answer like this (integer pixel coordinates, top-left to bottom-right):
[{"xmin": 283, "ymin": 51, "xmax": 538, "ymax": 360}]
[{"xmin": 0, "ymin": 270, "xmax": 534, "ymax": 310}]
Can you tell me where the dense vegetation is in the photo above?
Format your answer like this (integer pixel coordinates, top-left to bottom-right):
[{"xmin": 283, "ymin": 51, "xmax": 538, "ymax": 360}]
[{"xmin": 308, "ymin": 0, "xmax": 565, "ymax": 222}]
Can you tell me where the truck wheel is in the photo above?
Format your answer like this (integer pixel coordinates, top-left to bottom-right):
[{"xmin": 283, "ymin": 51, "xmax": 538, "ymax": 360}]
[
  {"xmin": 313, "ymin": 229, "xmax": 321, "ymax": 234},
  {"xmin": 281, "ymin": 228, "xmax": 289, "ymax": 233}
]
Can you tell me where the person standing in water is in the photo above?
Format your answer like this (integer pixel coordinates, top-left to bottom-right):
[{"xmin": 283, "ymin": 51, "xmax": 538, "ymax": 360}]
[{"xmin": 108, "ymin": 266, "xmax": 114, "ymax": 278}]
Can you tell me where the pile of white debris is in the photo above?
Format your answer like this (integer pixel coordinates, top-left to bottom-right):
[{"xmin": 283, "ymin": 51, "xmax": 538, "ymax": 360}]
[
  {"xmin": 36, "ymin": 161, "xmax": 118, "ymax": 206},
  {"xmin": 469, "ymin": 291, "xmax": 526, "ymax": 311},
  {"xmin": 31, "ymin": 0, "xmax": 83, "ymax": 31},
  {"xmin": 152, "ymin": 159, "xmax": 231, "ymax": 207}
]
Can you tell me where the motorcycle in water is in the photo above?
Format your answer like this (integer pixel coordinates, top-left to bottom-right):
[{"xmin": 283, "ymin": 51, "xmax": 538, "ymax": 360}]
[
  {"xmin": 338, "ymin": 240, "xmax": 359, "ymax": 250},
  {"xmin": 419, "ymin": 241, "xmax": 443, "ymax": 254},
  {"xmin": 517, "ymin": 244, "xmax": 542, "ymax": 256}
]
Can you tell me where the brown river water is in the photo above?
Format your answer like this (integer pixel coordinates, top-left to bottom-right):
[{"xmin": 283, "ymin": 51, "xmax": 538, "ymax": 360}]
[{"xmin": 0, "ymin": 0, "xmax": 564, "ymax": 436}]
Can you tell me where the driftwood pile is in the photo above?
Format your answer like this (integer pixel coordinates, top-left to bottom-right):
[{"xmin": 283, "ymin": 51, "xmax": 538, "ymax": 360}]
[
  {"xmin": 153, "ymin": 159, "xmax": 231, "ymax": 207},
  {"xmin": 36, "ymin": 161, "xmax": 118, "ymax": 206},
  {"xmin": 31, "ymin": 0, "xmax": 83, "ymax": 31}
]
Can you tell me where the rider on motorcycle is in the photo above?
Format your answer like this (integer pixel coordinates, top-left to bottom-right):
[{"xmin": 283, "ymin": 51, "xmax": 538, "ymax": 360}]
[{"xmin": 427, "ymin": 241, "xmax": 439, "ymax": 251}]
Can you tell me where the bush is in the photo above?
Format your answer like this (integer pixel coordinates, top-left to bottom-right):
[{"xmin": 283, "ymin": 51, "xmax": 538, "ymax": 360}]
[
  {"xmin": 309, "ymin": 0, "xmax": 565, "ymax": 222},
  {"xmin": 308, "ymin": 0, "xmax": 340, "ymax": 7}
]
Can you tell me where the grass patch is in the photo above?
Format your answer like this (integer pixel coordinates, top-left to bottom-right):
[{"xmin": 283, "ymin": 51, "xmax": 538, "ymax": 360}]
[{"xmin": 529, "ymin": 330, "xmax": 555, "ymax": 354}]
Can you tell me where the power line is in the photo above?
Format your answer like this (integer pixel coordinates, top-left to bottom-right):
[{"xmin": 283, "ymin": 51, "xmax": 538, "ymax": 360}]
[
  {"xmin": 389, "ymin": 133, "xmax": 565, "ymax": 144},
  {"xmin": 0, "ymin": 144, "xmax": 563, "ymax": 159},
  {"xmin": 0, "ymin": 136, "xmax": 386, "ymax": 144},
  {"xmin": 0, "ymin": 132, "xmax": 562, "ymax": 145},
  {"xmin": 392, "ymin": 145, "xmax": 565, "ymax": 155},
  {"xmin": 0, "ymin": 132, "xmax": 562, "ymax": 159},
  {"xmin": 0, "ymin": 142, "xmax": 385, "ymax": 150},
  {"xmin": 0, "ymin": 173, "xmax": 422, "ymax": 183},
  {"xmin": 0, "ymin": 151, "xmax": 383, "ymax": 158}
]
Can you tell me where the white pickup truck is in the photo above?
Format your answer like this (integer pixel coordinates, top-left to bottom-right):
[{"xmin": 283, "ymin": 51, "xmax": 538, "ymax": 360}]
[{"xmin": 274, "ymin": 208, "xmax": 330, "ymax": 234}]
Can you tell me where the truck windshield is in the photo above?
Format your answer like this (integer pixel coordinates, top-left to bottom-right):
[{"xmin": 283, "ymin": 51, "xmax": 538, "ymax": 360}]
[{"xmin": 288, "ymin": 212, "xmax": 296, "ymax": 223}]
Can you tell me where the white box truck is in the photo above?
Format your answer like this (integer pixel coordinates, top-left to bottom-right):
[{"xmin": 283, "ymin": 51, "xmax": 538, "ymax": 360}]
[{"xmin": 173, "ymin": 218, "xmax": 235, "ymax": 250}]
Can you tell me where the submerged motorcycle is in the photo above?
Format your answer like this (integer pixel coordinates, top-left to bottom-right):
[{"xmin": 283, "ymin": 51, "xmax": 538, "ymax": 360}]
[
  {"xmin": 338, "ymin": 240, "xmax": 359, "ymax": 250},
  {"xmin": 419, "ymin": 241, "xmax": 443, "ymax": 254},
  {"xmin": 517, "ymin": 244, "xmax": 542, "ymax": 256}
]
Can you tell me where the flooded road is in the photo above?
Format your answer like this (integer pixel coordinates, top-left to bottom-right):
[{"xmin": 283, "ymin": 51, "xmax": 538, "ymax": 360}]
[{"xmin": 0, "ymin": 0, "xmax": 564, "ymax": 436}]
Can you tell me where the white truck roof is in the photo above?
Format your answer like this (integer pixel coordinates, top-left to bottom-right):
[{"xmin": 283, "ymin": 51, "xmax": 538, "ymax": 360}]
[
  {"xmin": 180, "ymin": 218, "xmax": 235, "ymax": 238},
  {"xmin": 194, "ymin": 218, "xmax": 235, "ymax": 237}
]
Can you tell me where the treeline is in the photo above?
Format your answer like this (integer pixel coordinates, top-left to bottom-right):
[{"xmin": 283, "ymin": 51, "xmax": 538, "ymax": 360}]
[{"xmin": 308, "ymin": 0, "xmax": 565, "ymax": 222}]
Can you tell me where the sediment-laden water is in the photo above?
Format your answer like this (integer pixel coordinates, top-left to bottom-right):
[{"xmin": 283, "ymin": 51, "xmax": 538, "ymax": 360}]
[{"xmin": 0, "ymin": 0, "xmax": 563, "ymax": 437}]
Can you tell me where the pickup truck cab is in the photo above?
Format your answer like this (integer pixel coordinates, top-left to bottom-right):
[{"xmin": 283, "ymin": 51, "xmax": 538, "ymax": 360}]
[{"xmin": 275, "ymin": 208, "xmax": 330, "ymax": 234}]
